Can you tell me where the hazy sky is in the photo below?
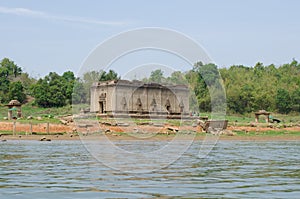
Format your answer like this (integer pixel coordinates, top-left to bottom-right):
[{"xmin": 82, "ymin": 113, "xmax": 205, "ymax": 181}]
[{"xmin": 0, "ymin": 0, "xmax": 299, "ymax": 78}]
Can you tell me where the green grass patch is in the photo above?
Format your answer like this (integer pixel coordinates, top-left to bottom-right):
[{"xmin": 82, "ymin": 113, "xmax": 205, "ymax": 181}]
[
  {"xmin": 0, "ymin": 103, "xmax": 73, "ymax": 120},
  {"xmin": 234, "ymin": 130, "xmax": 300, "ymax": 136},
  {"xmin": 0, "ymin": 130, "xmax": 66, "ymax": 135}
]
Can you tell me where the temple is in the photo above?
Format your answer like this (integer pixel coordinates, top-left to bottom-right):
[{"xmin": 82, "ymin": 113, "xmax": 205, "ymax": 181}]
[{"xmin": 90, "ymin": 80, "xmax": 189, "ymax": 118}]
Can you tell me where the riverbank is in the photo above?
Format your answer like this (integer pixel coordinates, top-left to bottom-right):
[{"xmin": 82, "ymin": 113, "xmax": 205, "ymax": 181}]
[
  {"xmin": 1, "ymin": 121, "xmax": 300, "ymax": 142},
  {"xmin": 1, "ymin": 131, "xmax": 300, "ymax": 142}
]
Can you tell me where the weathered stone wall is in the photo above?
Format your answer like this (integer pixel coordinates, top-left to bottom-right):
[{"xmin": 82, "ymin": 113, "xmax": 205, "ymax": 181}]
[{"xmin": 90, "ymin": 80, "xmax": 189, "ymax": 114}]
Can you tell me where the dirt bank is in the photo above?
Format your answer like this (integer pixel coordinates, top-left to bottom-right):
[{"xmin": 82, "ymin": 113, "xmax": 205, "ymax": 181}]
[{"xmin": 1, "ymin": 121, "xmax": 300, "ymax": 141}]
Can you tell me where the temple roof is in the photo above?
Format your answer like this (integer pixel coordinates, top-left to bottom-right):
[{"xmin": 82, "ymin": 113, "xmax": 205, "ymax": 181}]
[{"xmin": 7, "ymin": 100, "xmax": 21, "ymax": 106}]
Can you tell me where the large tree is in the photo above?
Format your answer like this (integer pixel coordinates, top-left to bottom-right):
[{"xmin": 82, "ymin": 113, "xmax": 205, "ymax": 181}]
[
  {"xmin": 77, "ymin": 70, "xmax": 120, "ymax": 104},
  {"xmin": 31, "ymin": 71, "xmax": 76, "ymax": 107},
  {"xmin": 148, "ymin": 69, "xmax": 165, "ymax": 83},
  {"xmin": 8, "ymin": 81, "xmax": 26, "ymax": 103},
  {"xmin": 0, "ymin": 58, "xmax": 24, "ymax": 103},
  {"xmin": 276, "ymin": 89, "xmax": 292, "ymax": 114}
]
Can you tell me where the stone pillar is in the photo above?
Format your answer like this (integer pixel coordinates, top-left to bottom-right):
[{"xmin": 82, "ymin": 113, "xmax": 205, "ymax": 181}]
[
  {"xmin": 266, "ymin": 114, "xmax": 270, "ymax": 123},
  {"xmin": 8, "ymin": 110, "xmax": 12, "ymax": 120},
  {"xmin": 17, "ymin": 107, "xmax": 22, "ymax": 118},
  {"xmin": 255, "ymin": 114, "xmax": 259, "ymax": 123}
]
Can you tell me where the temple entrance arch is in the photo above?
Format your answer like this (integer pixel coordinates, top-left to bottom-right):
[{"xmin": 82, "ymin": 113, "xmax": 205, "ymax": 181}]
[
  {"xmin": 99, "ymin": 93, "xmax": 106, "ymax": 114},
  {"xmin": 99, "ymin": 101, "xmax": 104, "ymax": 113}
]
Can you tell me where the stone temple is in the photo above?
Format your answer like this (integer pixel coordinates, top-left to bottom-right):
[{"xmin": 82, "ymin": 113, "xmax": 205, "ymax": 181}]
[{"xmin": 90, "ymin": 80, "xmax": 189, "ymax": 118}]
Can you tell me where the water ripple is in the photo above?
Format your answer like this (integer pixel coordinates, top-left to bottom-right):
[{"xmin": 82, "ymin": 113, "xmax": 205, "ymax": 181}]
[{"xmin": 0, "ymin": 140, "xmax": 299, "ymax": 198}]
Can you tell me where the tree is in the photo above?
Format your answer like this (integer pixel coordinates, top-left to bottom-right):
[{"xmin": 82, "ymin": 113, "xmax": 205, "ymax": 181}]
[
  {"xmin": 31, "ymin": 72, "xmax": 76, "ymax": 107},
  {"xmin": 167, "ymin": 71, "xmax": 187, "ymax": 84},
  {"xmin": 31, "ymin": 79, "xmax": 51, "ymax": 107},
  {"xmin": 8, "ymin": 81, "xmax": 26, "ymax": 103},
  {"xmin": 99, "ymin": 69, "xmax": 120, "ymax": 81},
  {"xmin": 72, "ymin": 80, "xmax": 87, "ymax": 104},
  {"xmin": 149, "ymin": 69, "xmax": 165, "ymax": 83},
  {"xmin": 18, "ymin": 73, "xmax": 36, "ymax": 95},
  {"xmin": 195, "ymin": 63, "xmax": 220, "ymax": 87},
  {"xmin": 0, "ymin": 58, "xmax": 23, "ymax": 103},
  {"xmin": 276, "ymin": 89, "xmax": 292, "ymax": 114},
  {"xmin": 291, "ymin": 89, "xmax": 300, "ymax": 112},
  {"xmin": 62, "ymin": 71, "xmax": 76, "ymax": 104},
  {"xmin": 0, "ymin": 58, "xmax": 22, "ymax": 79},
  {"xmin": 79, "ymin": 70, "xmax": 119, "ymax": 104}
]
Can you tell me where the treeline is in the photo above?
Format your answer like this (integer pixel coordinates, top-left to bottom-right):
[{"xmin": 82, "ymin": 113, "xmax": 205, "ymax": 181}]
[
  {"xmin": 220, "ymin": 61, "xmax": 300, "ymax": 114},
  {"xmin": 0, "ymin": 58, "xmax": 119, "ymax": 107},
  {"xmin": 1, "ymin": 57, "xmax": 299, "ymax": 115},
  {"xmin": 0, "ymin": 58, "xmax": 35, "ymax": 103},
  {"xmin": 141, "ymin": 61, "xmax": 300, "ymax": 114}
]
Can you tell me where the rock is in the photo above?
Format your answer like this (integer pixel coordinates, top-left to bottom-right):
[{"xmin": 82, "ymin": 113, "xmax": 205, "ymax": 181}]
[
  {"xmin": 101, "ymin": 122, "xmax": 112, "ymax": 126},
  {"xmin": 117, "ymin": 122, "xmax": 129, "ymax": 127},
  {"xmin": 222, "ymin": 130, "xmax": 236, "ymax": 136},
  {"xmin": 153, "ymin": 123, "xmax": 164, "ymax": 127},
  {"xmin": 82, "ymin": 132, "xmax": 88, "ymax": 136},
  {"xmin": 3, "ymin": 117, "xmax": 8, "ymax": 120},
  {"xmin": 78, "ymin": 124, "xmax": 87, "ymax": 128},
  {"xmin": 27, "ymin": 116, "xmax": 33, "ymax": 120},
  {"xmin": 60, "ymin": 119, "xmax": 68, "ymax": 125},
  {"xmin": 36, "ymin": 116, "xmax": 42, "ymax": 121},
  {"xmin": 139, "ymin": 122, "xmax": 150, "ymax": 125},
  {"xmin": 192, "ymin": 123, "xmax": 198, "ymax": 127},
  {"xmin": 40, "ymin": 136, "xmax": 51, "ymax": 141},
  {"xmin": 208, "ymin": 128, "xmax": 221, "ymax": 135},
  {"xmin": 167, "ymin": 126, "xmax": 178, "ymax": 132}
]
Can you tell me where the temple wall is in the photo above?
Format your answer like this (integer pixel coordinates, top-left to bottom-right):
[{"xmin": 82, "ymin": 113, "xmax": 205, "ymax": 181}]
[{"xmin": 91, "ymin": 80, "xmax": 189, "ymax": 115}]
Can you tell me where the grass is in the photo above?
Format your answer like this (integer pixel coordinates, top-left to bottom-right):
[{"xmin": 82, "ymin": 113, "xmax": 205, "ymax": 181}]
[
  {"xmin": 0, "ymin": 102, "xmax": 91, "ymax": 123},
  {"xmin": 0, "ymin": 130, "xmax": 67, "ymax": 136},
  {"xmin": 233, "ymin": 130, "xmax": 300, "ymax": 136},
  {"xmin": 0, "ymin": 102, "xmax": 72, "ymax": 119}
]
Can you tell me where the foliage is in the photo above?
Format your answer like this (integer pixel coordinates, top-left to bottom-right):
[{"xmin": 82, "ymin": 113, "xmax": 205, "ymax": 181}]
[
  {"xmin": 218, "ymin": 60, "xmax": 300, "ymax": 114},
  {"xmin": 8, "ymin": 81, "xmax": 26, "ymax": 103},
  {"xmin": 276, "ymin": 89, "xmax": 292, "ymax": 114},
  {"xmin": 1, "ymin": 56, "xmax": 300, "ymax": 115},
  {"xmin": 142, "ymin": 60, "xmax": 300, "ymax": 115},
  {"xmin": 0, "ymin": 58, "xmax": 25, "ymax": 103},
  {"xmin": 31, "ymin": 71, "xmax": 76, "ymax": 107},
  {"xmin": 76, "ymin": 70, "xmax": 120, "ymax": 104},
  {"xmin": 148, "ymin": 69, "xmax": 165, "ymax": 83},
  {"xmin": 99, "ymin": 69, "xmax": 120, "ymax": 81},
  {"xmin": 72, "ymin": 80, "xmax": 87, "ymax": 104}
]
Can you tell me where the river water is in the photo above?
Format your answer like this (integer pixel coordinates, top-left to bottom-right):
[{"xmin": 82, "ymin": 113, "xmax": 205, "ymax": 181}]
[{"xmin": 1, "ymin": 140, "xmax": 299, "ymax": 198}]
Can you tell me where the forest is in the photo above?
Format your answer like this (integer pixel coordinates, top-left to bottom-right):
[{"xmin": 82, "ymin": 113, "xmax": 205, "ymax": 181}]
[{"xmin": 0, "ymin": 57, "xmax": 299, "ymax": 115}]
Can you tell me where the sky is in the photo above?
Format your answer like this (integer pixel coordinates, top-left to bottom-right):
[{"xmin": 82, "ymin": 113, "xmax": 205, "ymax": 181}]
[{"xmin": 0, "ymin": 0, "xmax": 300, "ymax": 78}]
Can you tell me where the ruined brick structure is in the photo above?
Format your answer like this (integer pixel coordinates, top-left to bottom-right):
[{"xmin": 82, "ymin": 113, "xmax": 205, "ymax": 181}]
[{"xmin": 90, "ymin": 80, "xmax": 189, "ymax": 116}]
